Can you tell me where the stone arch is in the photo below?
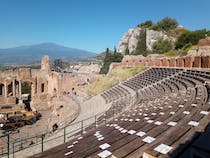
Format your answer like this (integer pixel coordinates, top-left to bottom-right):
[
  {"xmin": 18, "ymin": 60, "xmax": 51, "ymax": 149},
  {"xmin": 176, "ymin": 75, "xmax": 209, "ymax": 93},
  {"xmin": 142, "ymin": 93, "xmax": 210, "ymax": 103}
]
[{"xmin": 20, "ymin": 79, "xmax": 36, "ymax": 102}]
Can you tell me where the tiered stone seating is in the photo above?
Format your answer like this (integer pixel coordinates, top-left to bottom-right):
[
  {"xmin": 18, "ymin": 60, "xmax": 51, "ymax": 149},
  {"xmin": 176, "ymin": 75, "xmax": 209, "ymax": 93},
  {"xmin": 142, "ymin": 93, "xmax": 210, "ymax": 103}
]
[
  {"xmin": 31, "ymin": 68, "xmax": 210, "ymax": 158},
  {"xmin": 122, "ymin": 68, "xmax": 182, "ymax": 91},
  {"xmin": 101, "ymin": 85, "xmax": 131, "ymax": 104}
]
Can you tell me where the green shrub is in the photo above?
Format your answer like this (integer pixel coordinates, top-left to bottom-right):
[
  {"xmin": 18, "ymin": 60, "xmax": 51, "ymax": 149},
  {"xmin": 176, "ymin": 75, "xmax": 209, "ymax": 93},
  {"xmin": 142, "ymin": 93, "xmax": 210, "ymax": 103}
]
[
  {"xmin": 175, "ymin": 29, "xmax": 208, "ymax": 49},
  {"xmin": 132, "ymin": 28, "xmax": 147, "ymax": 56},
  {"xmin": 138, "ymin": 20, "xmax": 153, "ymax": 28},
  {"xmin": 164, "ymin": 50, "xmax": 178, "ymax": 56},
  {"xmin": 149, "ymin": 17, "xmax": 178, "ymax": 31},
  {"xmin": 99, "ymin": 48, "xmax": 123, "ymax": 74},
  {"xmin": 152, "ymin": 39, "xmax": 173, "ymax": 54}
]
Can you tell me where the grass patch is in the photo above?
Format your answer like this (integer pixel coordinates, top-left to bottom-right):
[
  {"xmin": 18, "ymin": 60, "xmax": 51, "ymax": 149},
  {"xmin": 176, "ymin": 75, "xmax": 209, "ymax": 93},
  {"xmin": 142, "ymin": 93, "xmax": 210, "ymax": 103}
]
[
  {"xmin": 86, "ymin": 76, "xmax": 118, "ymax": 96},
  {"xmin": 110, "ymin": 66, "xmax": 145, "ymax": 80},
  {"xmin": 85, "ymin": 66, "xmax": 145, "ymax": 96}
]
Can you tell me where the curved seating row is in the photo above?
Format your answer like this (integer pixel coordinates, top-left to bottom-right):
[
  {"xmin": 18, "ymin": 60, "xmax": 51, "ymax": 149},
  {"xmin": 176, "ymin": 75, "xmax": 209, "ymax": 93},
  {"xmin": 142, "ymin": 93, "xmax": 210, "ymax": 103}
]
[{"xmin": 32, "ymin": 67, "xmax": 210, "ymax": 158}]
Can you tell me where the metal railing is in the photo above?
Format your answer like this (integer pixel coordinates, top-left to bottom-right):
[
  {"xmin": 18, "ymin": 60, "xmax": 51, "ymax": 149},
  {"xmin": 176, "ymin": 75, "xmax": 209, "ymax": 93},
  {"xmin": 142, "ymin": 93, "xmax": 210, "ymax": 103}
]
[{"xmin": 0, "ymin": 94, "xmax": 137, "ymax": 158}]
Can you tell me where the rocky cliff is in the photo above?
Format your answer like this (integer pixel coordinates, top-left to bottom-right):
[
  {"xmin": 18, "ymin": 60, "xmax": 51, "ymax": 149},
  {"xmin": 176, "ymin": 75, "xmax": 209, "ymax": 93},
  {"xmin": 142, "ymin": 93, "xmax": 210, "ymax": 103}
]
[{"xmin": 118, "ymin": 27, "xmax": 174, "ymax": 54}]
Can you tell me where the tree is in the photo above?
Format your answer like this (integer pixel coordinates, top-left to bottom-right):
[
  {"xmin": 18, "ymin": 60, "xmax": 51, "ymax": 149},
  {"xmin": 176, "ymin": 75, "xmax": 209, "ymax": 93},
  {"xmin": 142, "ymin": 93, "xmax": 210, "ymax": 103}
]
[
  {"xmin": 152, "ymin": 39, "xmax": 173, "ymax": 54},
  {"xmin": 125, "ymin": 47, "xmax": 130, "ymax": 55},
  {"xmin": 114, "ymin": 46, "xmax": 117, "ymax": 54},
  {"xmin": 175, "ymin": 29, "xmax": 208, "ymax": 49},
  {"xmin": 99, "ymin": 48, "xmax": 123, "ymax": 74},
  {"xmin": 133, "ymin": 28, "xmax": 147, "ymax": 56},
  {"xmin": 113, "ymin": 53, "xmax": 123, "ymax": 62},
  {"xmin": 100, "ymin": 48, "xmax": 112, "ymax": 74},
  {"xmin": 175, "ymin": 30, "xmax": 191, "ymax": 49},
  {"xmin": 150, "ymin": 17, "xmax": 178, "ymax": 31},
  {"xmin": 138, "ymin": 20, "xmax": 153, "ymax": 28},
  {"xmin": 54, "ymin": 59, "xmax": 63, "ymax": 68}
]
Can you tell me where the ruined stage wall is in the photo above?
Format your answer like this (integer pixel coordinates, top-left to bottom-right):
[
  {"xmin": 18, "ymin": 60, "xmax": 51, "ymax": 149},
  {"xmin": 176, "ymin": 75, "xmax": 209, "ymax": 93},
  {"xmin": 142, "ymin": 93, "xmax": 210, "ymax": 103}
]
[
  {"xmin": 111, "ymin": 55, "xmax": 210, "ymax": 70},
  {"xmin": 0, "ymin": 56, "xmax": 62, "ymax": 109}
]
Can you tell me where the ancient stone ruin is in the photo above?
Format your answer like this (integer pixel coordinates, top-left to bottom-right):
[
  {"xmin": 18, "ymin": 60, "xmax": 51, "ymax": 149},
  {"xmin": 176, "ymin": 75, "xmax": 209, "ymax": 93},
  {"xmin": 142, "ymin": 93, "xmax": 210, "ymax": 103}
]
[
  {"xmin": 0, "ymin": 56, "xmax": 63, "ymax": 109},
  {"xmin": 111, "ymin": 38, "xmax": 210, "ymax": 71}
]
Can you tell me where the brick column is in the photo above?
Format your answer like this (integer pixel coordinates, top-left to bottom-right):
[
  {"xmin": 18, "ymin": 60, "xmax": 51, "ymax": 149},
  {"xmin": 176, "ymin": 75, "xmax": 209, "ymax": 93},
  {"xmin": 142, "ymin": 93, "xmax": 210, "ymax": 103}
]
[
  {"xmin": 12, "ymin": 80, "xmax": 16, "ymax": 97},
  {"xmin": 18, "ymin": 80, "xmax": 23, "ymax": 104},
  {"xmin": 19, "ymin": 80, "xmax": 22, "ymax": 100},
  {"xmin": 4, "ymin": 80, "xmax": 7, "ymax": 98}
]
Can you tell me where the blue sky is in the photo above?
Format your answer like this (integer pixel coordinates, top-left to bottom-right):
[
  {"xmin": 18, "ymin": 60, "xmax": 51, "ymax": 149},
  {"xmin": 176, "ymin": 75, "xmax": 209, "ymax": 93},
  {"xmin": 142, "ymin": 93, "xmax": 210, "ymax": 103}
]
[{"xmin": 0, "ymin": 0, "xmax": 210, "ymax": 53}]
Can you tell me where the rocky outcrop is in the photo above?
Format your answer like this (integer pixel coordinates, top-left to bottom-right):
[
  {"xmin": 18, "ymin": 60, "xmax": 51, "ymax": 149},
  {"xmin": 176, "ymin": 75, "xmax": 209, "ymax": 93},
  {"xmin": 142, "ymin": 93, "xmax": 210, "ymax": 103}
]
[
  {"xmin": 118, "ymin": 27, "xmax": 141, "ymax": 54},
  {"xmin": 118, "ymin": 27, "xmax": 174, "ymax": 54},
  {"xmin": 146, "ymin": 29, "xmax": 170, "ymax": 50}
]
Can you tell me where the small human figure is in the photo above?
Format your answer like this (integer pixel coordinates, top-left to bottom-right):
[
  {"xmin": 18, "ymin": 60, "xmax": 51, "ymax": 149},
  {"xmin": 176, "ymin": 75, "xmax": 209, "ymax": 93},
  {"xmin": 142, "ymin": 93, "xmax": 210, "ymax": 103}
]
[
  {"xmin": 29, "ymin": 140, "xmax": 34, "ymax": 145},
  {"xmin": 52, "ymin": 123, "xmax": 58, "ymax": 132},
  {"xmin": 72, "ymin": 87, "xmax": 77, "ymax": 95}
]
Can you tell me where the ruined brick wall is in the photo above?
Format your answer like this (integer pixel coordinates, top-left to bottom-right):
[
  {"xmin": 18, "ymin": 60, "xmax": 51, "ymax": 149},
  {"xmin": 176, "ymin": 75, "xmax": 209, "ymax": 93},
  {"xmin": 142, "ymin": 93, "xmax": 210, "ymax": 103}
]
[
  {"xmin": 153, "ymin": 59, "xmax": 159, "ymax": 66},
  {"xmin": 0, "ymin": 56, "xmax": 62, "ymax": 109},
  {"xmin": 0, "ymin": 97, "xmax": 16, "ymax": 105},
  {"xmin": 169, "ymin": 58, "xmax": 176, "ymax": 67},
  {"xmin": 111, "ymin": 55, "xmax": 210, "ymax": 72},
  {"xmin": 192, "ymin": 56, "xmax": 201, "ymax": 68},
  {"xmin": 121, "ymin": 55, "xmax": 145, "ymax": 67},
  {"xmin": 184, "ymin": 56, "xmax": 192, "ymax": 68},
  {"xmin": 109, "ymin": 63, "xmax": 122, "ymax": 73},
  {"xmin": 176, "ymin": 58, "xmax": 183, "ymax": 67},
  {"xmin": 162, "ymin": 58, "xmax": 169, "ymax": 67},
  {"xmin": 201, "ymin": 56, "xmax": 210, "ymax": 68}
]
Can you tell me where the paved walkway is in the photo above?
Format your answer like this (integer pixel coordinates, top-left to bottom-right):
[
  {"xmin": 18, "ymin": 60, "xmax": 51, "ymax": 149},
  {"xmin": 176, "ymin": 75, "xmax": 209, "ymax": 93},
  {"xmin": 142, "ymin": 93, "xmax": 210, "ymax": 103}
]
[
  {"xmin": 7, "ymin": 94, "xmax": 111, "ymax": 158},
  {"xmin": 4, "ymin": 82, "xmax": 136, "ymax": 158}
]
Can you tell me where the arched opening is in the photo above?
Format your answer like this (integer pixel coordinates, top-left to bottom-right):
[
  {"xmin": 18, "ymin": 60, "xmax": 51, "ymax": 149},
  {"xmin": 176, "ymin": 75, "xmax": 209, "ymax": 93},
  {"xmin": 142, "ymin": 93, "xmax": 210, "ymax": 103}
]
[
  {"xmin": 53, "ymin": 88, "xmax": 57, "ymax": 97},
  {"xmin": 192, "ymin": 61, "xmax": 195, "ymax": 68},
  {"xmin": 41, "ymin": 83, "xmax": 45, "ymax": 93},
  {"xmin": 21, "ymin": 82, "xmax": 32, "ymax": 111},
  {"xmin": 7, "ymin": 82, "xmax": 13, "ymax": 96},
  {"xmin": 0, "ymin": 84, "xmax": 4, "ymax": 96},
  {"xmin": 183, "ymin": 59, "xmax": 186, "ymax": 67}
]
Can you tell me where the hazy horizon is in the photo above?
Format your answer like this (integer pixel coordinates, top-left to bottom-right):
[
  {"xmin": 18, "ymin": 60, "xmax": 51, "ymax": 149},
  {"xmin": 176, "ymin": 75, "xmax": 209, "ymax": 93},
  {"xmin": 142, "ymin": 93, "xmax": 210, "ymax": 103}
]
[{"xmin": 0, "ymin": 0, "xmax": 210, "ymax": 53}]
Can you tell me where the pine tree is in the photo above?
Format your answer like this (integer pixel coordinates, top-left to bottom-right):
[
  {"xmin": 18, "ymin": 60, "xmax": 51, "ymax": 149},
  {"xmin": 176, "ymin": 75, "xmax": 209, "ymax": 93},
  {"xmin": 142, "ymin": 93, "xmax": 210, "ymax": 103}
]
[
  {"xmin": 125, "ymin": 47, "xmax": 130, "ymax": 55},
  {"xmin": 134, "ymin": 28, "xmax": 147, "ymax": 56}
]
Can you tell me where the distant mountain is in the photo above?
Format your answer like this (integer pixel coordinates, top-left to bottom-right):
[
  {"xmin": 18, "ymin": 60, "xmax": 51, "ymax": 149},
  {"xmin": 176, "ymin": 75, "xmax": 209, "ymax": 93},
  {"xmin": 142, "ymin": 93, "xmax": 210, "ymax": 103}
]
[{"xmin": 0, "ymin": 42, "xmax": 95, "ymax": 65}]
